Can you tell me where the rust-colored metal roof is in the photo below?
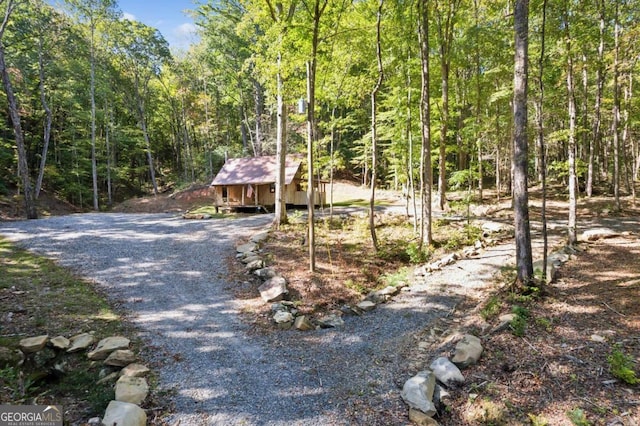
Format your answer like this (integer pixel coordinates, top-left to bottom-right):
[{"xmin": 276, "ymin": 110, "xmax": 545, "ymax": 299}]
[{"xmin": 210, "ymin": 155, "xmax": 302, "ymax": 186}]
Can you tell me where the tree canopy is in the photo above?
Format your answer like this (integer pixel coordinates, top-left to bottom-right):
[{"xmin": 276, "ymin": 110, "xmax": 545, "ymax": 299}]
[{"xmin": 0, "ymin": 0, "xmax": 637, "ymax": 220}]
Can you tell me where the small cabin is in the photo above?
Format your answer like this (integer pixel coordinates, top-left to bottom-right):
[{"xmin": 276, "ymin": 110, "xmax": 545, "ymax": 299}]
[{"xmin": 210, "ymin": 155, "xmax": 326, "ymax": 211}]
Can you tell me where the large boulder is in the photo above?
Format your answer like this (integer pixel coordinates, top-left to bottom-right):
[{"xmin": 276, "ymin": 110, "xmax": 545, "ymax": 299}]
[
  {"xmin": 254, "ymin": 267, "xmax": 278, "ymax": 279},
  {"xmin": 429, "ymin": 357, "xmax": 465, "ymax": 388},
  {"xmin": 115, "ymin": 376, "xmax": 149, "ymax": 405},
  {"xmin": 102, "ymin": 400, "xmax": 147, "ymax": 426},
  {"xmin": 88, "ymin": 336, "xmax": 130, "ymax": 360},
  {"xmin": 481, "ymin": 221, "xmax": 514, "ymax": 235},
  {"xmin": 533, "ymin": 259, "xmax": 557, "ymax": 284},
  {"xmin": 258, "ymin": 276, "xmax": 288, "ymax": 302},
  {"xmin": 401, "ymin": 370, "xmax": 437, "ymax": 416},
  {"xmin": 452, "ymin": 335, "xmax": 483, "ymax": 368},
  {"xmin": 19, "ymin": 335, "xmax": 49, "ymax": 354},
  {"xmin": 581, "ymin": 228, "xmax": 619, "ymax": 241}
]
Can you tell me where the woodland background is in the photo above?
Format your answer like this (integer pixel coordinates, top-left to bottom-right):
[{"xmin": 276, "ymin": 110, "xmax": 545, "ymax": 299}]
[{"xmin": 0, "ymin": 0, "xmax": 638, "ymax": 215}]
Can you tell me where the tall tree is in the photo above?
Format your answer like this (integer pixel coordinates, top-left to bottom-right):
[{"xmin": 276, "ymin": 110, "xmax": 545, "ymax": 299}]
[
  {"xmin": 369, "ymin": 0, "xmax": 384, "ymax": 251},
  {"xmin": 303, "ymin": 0, "xmax": 329, "ymax": 272},
  {"xmin": 113, "ymin": 19, "xmax": 171, "ymax": 196},
  {"xmin": 66, "ymin": 0, "xmax": 118, "ymax": 210},
  {"xmin": 611, "ymin": 0, "xmax": 621, "ymax": 211},
  {"xmin": 564, "ymin": 1, "xmax": 577, "ymax": 245},
  {"xmin": 418, "ymin": 0, "xmax": 432, "ymax": 246},
  {"xmin": 433, "ymin": 0, "xmax": 460, "ymax": 211},
  {"xmin": 263, "ymin": 0, "xmax": 297, "ymax": 229},
  {"xmin": 586, "ymin": 0, "xmax": 605, "ymax": 197},
  {"xmin": 513, "ymin": 0, "xmax": 533, "ymax": 284},
  {"xmin": 534, "ymin": 0, "xmax": 548, "ymax": 280},
  {"xmin": 0, "ymin": 0, "xmax": 37, "ymax": 218}
]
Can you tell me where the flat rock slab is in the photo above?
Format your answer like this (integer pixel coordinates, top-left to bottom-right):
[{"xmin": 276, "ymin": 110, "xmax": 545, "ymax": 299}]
[
  {"xmin": 105, "ymin": 349, "xmax": 136, "ymax": 367},
  {"xmin": 120, "ymin": 363, "xmax": 150, "ymax": 377},
  {"xmin": 236, "ymin": 242, "xmax": 257, "ymax": 254},
  {"xmin": 19, "ymin": 335, "xmax": 48, "ymax": 353},
  {"xmin": 88, "ymin": 336, "xmax": 130, "ymax": 360},
  {"xmin": 317, "ymin": 314, "xmax": 345, "ymax": 328},
  {"xmin": 67, "ymin": 333, "xmax": 96, "ymax": 353},
  {"xmin": 356, "ymin": 300, "xmax": 376, "ymax": 312},
  {"xmin": 103, "ymin": 400, "xmax": 147, "ymax": 426},
  {"xmin": 115, "ymin": 376, "xmax": 149, "ymax": 405},
  {"xmin": 50, "ymin": 336, "xmax": 70, "ymax": 350},
  {"xmin": 250, "ymin": 231, "xmax": 269, "ymax": 243}
]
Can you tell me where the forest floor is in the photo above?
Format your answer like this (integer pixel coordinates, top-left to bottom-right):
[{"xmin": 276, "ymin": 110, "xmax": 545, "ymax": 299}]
[{"xmin": 0, "ymin": 182, "xmax": 639, "ymax": 424}]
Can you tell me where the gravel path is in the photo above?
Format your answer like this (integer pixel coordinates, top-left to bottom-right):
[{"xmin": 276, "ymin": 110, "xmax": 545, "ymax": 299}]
[{"xmin": 1, "ymin": 212, "xmax": 637, "ymax": 425}]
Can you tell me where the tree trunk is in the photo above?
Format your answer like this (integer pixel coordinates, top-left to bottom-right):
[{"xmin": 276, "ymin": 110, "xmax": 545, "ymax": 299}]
[
  {"xmin": 587, "ymin": 0, "xmax": 605, "ymax": 197},
  {"xmin": 105, "ymin": 101, "xmax": 113, "ymax": 206},
  {"xmin": 369, "ymin": 0, "xmax": 383, "ymax": 252},
  {"xmin": 513, "ymin": 0, "xmax": 533, "ymax": 284},
  {"xmin": 612, "ymin": 1, "xmax": 621, "ymax": 211},
  {"xmin": 134, "ymin": 73, "xmax": 158, "ymax": 196},
  {"xmin": 419, "ymin": 0, "xmax": 432, "ymax": 247},
  {"xmin": 35, "ymin": 34, "xmax": 52, "ymax": 199},
  {"xmin": 535, "ymin": 0, "xmax": 548, "ymax": 281},
  {"xmin": 0, "ymin": 43, "xmax": 37, "ymax": 218},
  {"xmin": 565, "ymin": 7, "xmax": 578, "ymax": 246},
  {"xmin": 273, "ymin": 52, "xmax": 288, "ymax": 228},
  {"xmin": 253, "ymin": 78, "xmax": 265, "ymax": 156},
  {"xmin": 406, "ymin": 50, "xmax": 418, "ymax": 232},
  {"xmin": 306, "ymin": 60, "xmax": 316, "ymax": 272},
  {"xmin": 90, "ymin": 19, "xmax": 99, "ymax": 211}
]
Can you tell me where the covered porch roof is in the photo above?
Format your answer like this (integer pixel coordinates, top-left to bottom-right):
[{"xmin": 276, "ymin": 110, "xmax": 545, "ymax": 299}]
[{"xmin": 210, "ymin": 155, "xmax": 303, "ymax": 187}]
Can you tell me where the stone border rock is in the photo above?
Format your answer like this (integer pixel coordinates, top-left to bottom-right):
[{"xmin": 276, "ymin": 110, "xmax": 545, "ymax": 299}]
[
  {"xmin": 6, "ymin": 333, "xmax": 151, "ymax": 426},
  {"xmin": 237, "ymin": 229, "xmax": 412, "ymax": 331}
]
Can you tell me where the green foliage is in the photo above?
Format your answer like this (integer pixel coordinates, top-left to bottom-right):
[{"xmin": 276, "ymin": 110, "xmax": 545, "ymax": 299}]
[
  {"xmin": 449, "ymin": 168, "xmax": 479, "ymax": 190},
  {"xmin": 509, "ymin": 305, "xmax": 530, "ymax": 337},
  {"xmin": 528, "ymin": 413, "xmax": 549, "ymax": 426},
  {"xmin": 405, "ymin": 242, "xmax": 431, "ymax": 264},
  {"xmin": 548, "ymin": 159, "xmax": 588, "ymax": 181},
  {"xmin": 567, "ymin": 408, "xmax": 591, "ymax": 426},
  {"xmin": 344, "ymin": 278, "xmax": 367, "ymax": 295},
  {"xmin": 608, "ymin": 346, "xmax": 639, "ymax": 385},
  {"xmin": 381, "ymin": 267, "xmax": 411, "ymax": 287},
  {"xmin": 442, "ymin": 225, "xmax": 483, "ymax": 251},
  {"xmin": 480, "ymin": 296, "xmax": 502, "ymax": 320}
]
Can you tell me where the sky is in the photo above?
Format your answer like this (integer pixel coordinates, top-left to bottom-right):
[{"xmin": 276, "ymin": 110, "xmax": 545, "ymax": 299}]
[{"xmin": 116, "ymin": 0, "xmax": 200, "ymax": 52}]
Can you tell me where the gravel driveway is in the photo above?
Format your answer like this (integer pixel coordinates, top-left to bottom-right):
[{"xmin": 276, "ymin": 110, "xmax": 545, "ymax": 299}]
[
  {"xmin": 0, "ymin": 213, "xmax": 447, "ymax": 425},
  {"xmin": 2, "ymin": 212, "xmax": 634, "ymax": 425}
]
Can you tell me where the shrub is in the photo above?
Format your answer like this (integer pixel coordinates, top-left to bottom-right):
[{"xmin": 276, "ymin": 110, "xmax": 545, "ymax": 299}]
[{"xmin": 608, "ymin": 346, "xmax": 639, "ymax": 385}]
